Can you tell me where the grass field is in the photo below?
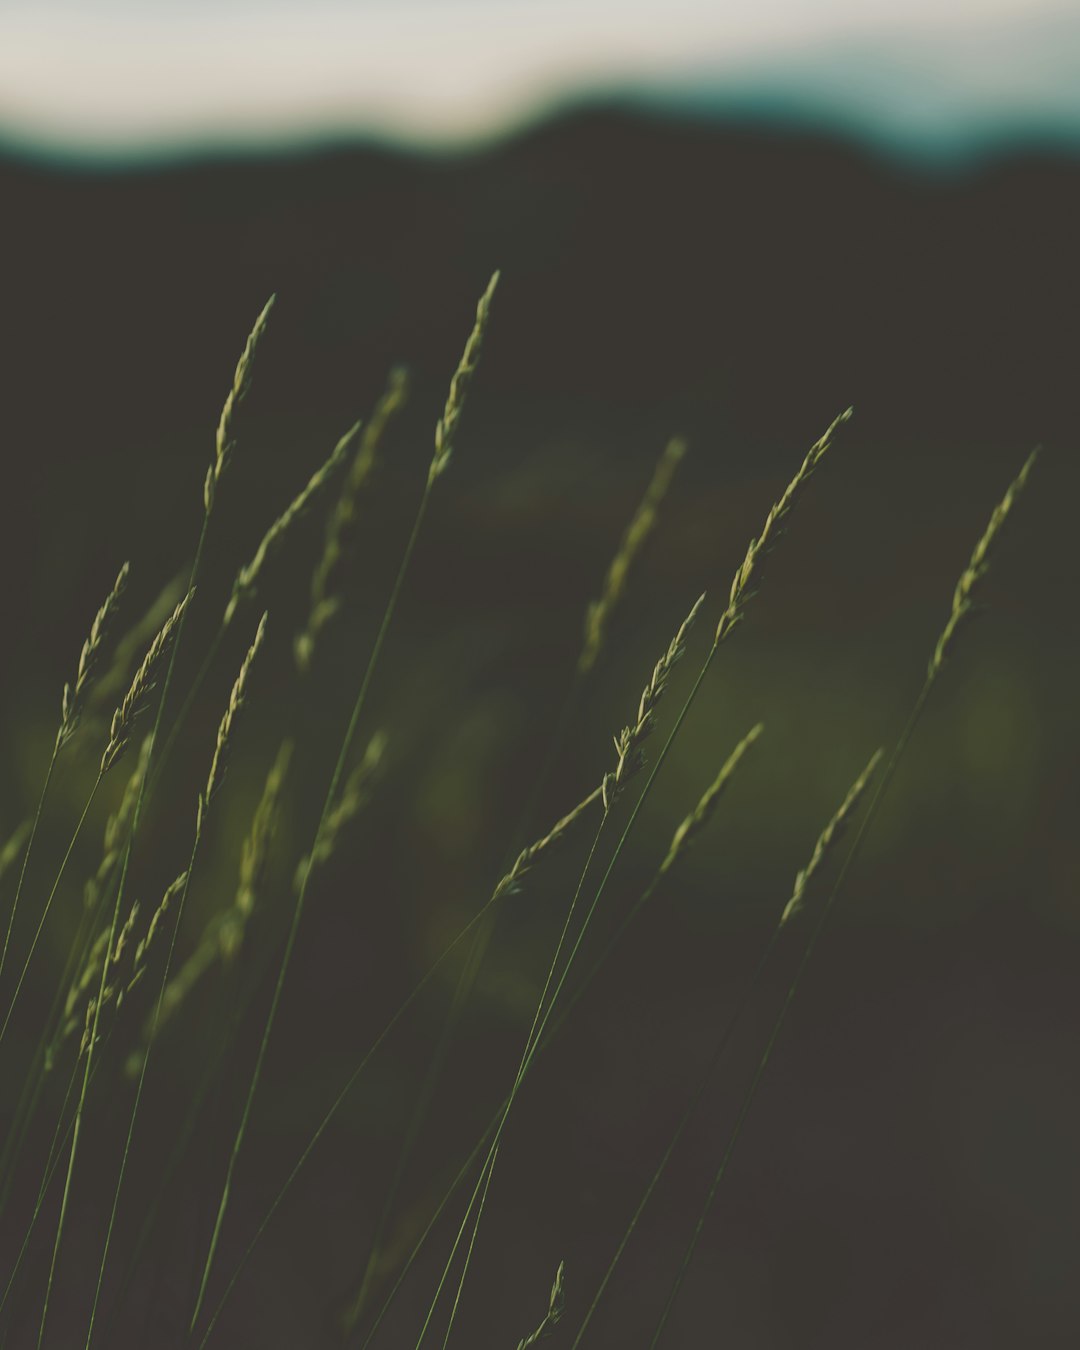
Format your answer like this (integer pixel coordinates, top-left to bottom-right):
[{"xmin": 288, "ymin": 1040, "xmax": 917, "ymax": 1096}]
[{"xmin": 0, "ymin": 112, "xmax": 1074, "ymax": 1348}]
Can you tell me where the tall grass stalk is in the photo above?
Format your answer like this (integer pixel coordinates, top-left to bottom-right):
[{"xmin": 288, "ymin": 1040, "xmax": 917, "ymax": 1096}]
[
  {"xmin": 0, "ymin": 1057, "xmax": 82, "ymax": 1326},
  {"xmin": 341, "ymin": 433, "xmax": 688, "ymax": 1334},
  {"xmin": 84, "ymin": 617, "xmax": 267, "ymax": 1348},
  {"xmin": 425, "ymin": 408, "xmax": 850, "ymax": 1344},
  {"xmin": 189, "ymin": 271, "xmax": 500, "ymax": 1332},
  {"xmin": 0, "ymin": 558, "xmax": 127, "ymax": 1004},
  {"xmin": 647, "ymin": 448, "xmax": 1039, "ymax": 1344},
  {"xmin": 0, "ymin": 741, "xmax": 154, "ymax": 1216},
  {"xmin": 0, "ymin": 563, "xmax": 130, "ymax": 1041},
  {"xmin": 418, "ymin": 597, "xmax": 707, "ymax": 1345},
  {"xmin": 194, "ymin": 782, "xmax": 603, "ymax": 1348},
  {"xmin": 0, "ymin": 788, "xmax": 100, "ymax": 1052},
  {"xmin": 573, "ymin": 747, "xmax": 881, "ymax": 1346},
  {"xmin": 35, "ymin": 293, "xmax": 274, "ymax": 1348},
  {"xmin": 154, "ymin": 419, "xmax": 355, "ymax": 798},
  {"xmin": 35, "ymin": 590, "xmax": 194, "ymax": 1346},
  {"xmin": 355, "ymin": 728, "xmax": 760, "ymax": 1345}
]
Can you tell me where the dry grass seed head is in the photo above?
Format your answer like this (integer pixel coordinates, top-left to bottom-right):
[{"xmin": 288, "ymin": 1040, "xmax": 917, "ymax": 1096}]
[
  {"xmin": 136, "ymin": 742, "xmax": 292, "ymax": 1068},
  {"xmin": 295, "ymin": 366, "xmax": 411, "ymax": 671},
  {"xmin": 516, "ymin": 1261, "xmax": 566, "ymax": 1349},
  {"xmin": 110, "ymin": 900, "xmax": 140, "ymax": 969},
  {"xmin": 124, "ymin": 869, "xmax": 189, "ymax": 1004},
  {"xmin": 85, "ymin": 736, "xmax": 152, "ymax": 912},
  {"xmin": 781, "ymin": 747, "xmax": 883, "ymax": 926},
  {"xmin": 54, "ymin": 927, "xmax": 112, "ymax": 1064},
  {"xmin": 715, "ymin": 408, "xmax": 852, "ymax": 647},
  {"xmin": 579, "ymin": 436, "xmax": 688, "ymax": 676},
  {"xmin": 205, "ymin": 294, "xmax": 276, "ymax": 514},
  {"xmin": 200, "ymin": 613, "xmax": 268, "ymax": 831},
  {"xmin": 428, "ymin": 271, "xmax": 500, "ymax": 486},
  {"xmin": 224, "ymin": 431, "xmax": 353, "ymax": 627},
  {"xmin": 89, "ymin": 570, "xmax": 188, "ymax": 717},
  {"xmin": 236, "ymin": 739, "xmax": 294, "ymax": 922},
  {"xmin": 101, "ymin": 590, "xmax": 194, "ymax": 775},
  {"xmin": 604, "ymin": 593, "xmax": 705, "ymax": 810},
  {"xmin": 296, "ymin": 730, "xmax": 388, "ymax": 889},
  {"xmin": 495, "ymin": 783, "xmax": 605, "ymax": 900},
  {"xmin": 659, "ymin": 723, "xmax": 764, "ymax": 875},
  {"xmin": 58, "ymin": 561, "xmax": 130, "ymax": 751},
  {"xmin": 930, "ymin": 448, "xmax": 1039, "ymax": 679}
]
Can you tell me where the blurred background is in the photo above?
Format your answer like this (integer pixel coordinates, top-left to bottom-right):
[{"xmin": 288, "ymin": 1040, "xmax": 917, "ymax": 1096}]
[{"xmin": 0, "ymin": 2, "xmax": 1077, "ymax": 1346}]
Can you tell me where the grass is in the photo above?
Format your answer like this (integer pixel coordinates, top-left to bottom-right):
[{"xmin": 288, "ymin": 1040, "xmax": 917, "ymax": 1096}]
[{"xmin": 0, "ymin": 272, "xmax": 1043, "ymax": 1349}]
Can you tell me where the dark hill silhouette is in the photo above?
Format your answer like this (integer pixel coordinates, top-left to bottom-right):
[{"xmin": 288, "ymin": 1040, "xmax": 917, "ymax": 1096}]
[{"xmin": 1, "ymin": 103, "xmax": 1076, "ymax": 475}]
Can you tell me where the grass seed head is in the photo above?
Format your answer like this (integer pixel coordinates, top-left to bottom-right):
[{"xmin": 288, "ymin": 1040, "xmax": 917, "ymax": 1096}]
[
  {"xmin": 128, "ymin": 870, "xmax": 189, "ymax": 994},
  {"xmin": 296, "ymin": 366, "xmax": 411, "ymax": 671},
  {"xmin": 89, "ymin": 570, "xmax": 187, "ymax": 717},
  {"xmin": 205, "ymin": 294, "xmax": 276, "ymax": 514},
  {"xmin": 200, "ymin": 613, "xmax": 268, "ymax": 829},
  {"xmin": 428, "ymin": 271, "xmax": 500, "ymax": 486},
  {"xmin": 659, "ymin": 723, "xmax": 764, "ymax": 875},
  {"xmin": 225, "ymin": 431, "xmax": 351, "ymax": 627},
  {"xmin": 604, "ymin": 593, "xmax": 705, "ymax": 810},
  {"xmin": 715, "ymin": 408, "xmax": 851, "ymax": 647},
  {"xmin": 929, "ymin": 448, "xmax": 1039, "ymax": 679},
  {"xmin": 516, "ymin": 1261, "xmax": 566, "ymax": 1349},
  {"xmin": 781, "ymin": 747, "xmax": 883, "ymax": 926},
  {"xmin": 495, "ymin": 784, "xmax": 604, "ymax": 900},
  {"xmin": 580, "ymin": 436, "xmax": 687, "ymax": 676},
  {"xmin": 101, "ymin": 589, "xmax": 194, "ymax": 775},
  {"xmin": 85, "ymin": 735, "xmax": 152, "ymax": 912},
  {"xmin": 296, "ymin": 730, "xmax": 388, "ymax": 890},
  {"xmin": 57, "ymin": 561, "xmax": 130, "ymax": 751}
]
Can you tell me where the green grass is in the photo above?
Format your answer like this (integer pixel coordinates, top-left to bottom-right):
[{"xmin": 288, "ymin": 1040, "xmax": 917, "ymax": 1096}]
[{"xmin": 0, "ymin": 273, "xmax": 1041, "ymax": 1348}]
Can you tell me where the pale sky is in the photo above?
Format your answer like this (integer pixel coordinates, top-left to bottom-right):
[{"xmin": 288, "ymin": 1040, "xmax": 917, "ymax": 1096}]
[{"xmin": 0, "ymin": 0, "xmax": 1075, "ymax": 155}]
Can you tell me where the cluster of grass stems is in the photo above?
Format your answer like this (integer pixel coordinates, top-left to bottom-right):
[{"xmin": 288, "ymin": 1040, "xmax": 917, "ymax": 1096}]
[{"xmin": 0, "ymin": 271, "xmax": 1039, "ymax": 1348}]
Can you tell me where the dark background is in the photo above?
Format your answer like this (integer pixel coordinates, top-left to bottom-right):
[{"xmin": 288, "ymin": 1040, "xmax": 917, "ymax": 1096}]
[{"xmin": 0, "ymin": 104, "xmax": 1077, "ymax": 1347}]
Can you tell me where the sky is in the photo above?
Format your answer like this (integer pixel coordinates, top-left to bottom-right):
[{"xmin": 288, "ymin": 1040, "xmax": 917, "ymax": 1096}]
[{"xmin": 1, "ymin": 0, "xmax": 1078, "ymax": 157}]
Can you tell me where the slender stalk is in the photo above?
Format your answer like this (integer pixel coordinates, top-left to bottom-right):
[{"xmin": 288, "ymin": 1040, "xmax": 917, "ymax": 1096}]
[
  {"xmin": 191, "ymin": 268, "xmax": 500, "ymax": 1333},
  {"xmin": 1, "ymin": 559, "xmax": 129, "ymax": 999},
  {"xmin": 0, "ymin": 760, "xmax": 147, "ymax": 1214},
  {"xmin": 36, "ymin": 516, "xmax": 207, "ymax": 1348},
  {"xmin": 431, "ymin": 625, "xmax": 715, "ymax": 1346},
  {"xmin": 354, "ymin": 709, "xmax": 746, "ymax": 1342},
  {"xmin": 418, "ymin": 819, "xmax": 609, "ymax": 1347},
  {"xmin": 189, "ymin": 484, "xmax": 432, "ymax": 1329},
  {"xmin": 0, "ymin": 855, "xmax": 110, "ymax": 1216},
  {"xmin": 86, "ymin": 617, "xmax": 267, "ymax": 1346},
  {"xmin": 647, "ymin": 446, "xmax": 1039, "ymax": 1343},
  {"xmin": 344, "ymin": 939, "xmax": 479, "ymax": 1332},
  {"xmin": 0, "ymin": 776, "xmax": 102, "ymax": 1049},
  {"xmin": 647, "ymin": 719, "xmax": 922, "ymax": 1346},
  {"xmin": 421, "ymin": 598, "xmax": 706, "ymax": 1343},
  {"xmin": 0, "ymin": 750, "xmax": 57, "ymax": 994},
  {"xmin": 84, "ymin": 839, "xmax": 201, "ymax": 1346},
  {"xmin": 0, "ymin": 1056, "xmax": 81, "ymax": 1320},
  {"xmin": 570, "ymin": 933, "xmax": 779, "ymax": 1348},
  {"xmin": 100, "ymin": 974, "xmax": 244, "ymax": 1344},
  {"xmin": 341, "ymin": 670, "xmax": 585, "ymax": 1337},
  {"xmin": 194, "ymin": 787, "xmax": 604, "ymax": 1347},
  {"xmin": 32, "ymin": 296, "xmax": 273, "ymax": 1345},
  {"xmin": 355, "ymin": 721, "xmax": 755, "ymax": 1345},
  {"xmin": 149, "ymin": 627, "xmax": 225, "ymax": 797},
  {"xmin": 571, "ymin": 735, "xmax": 877, "ymax": 1342},
  {"xmin": 425, "ymin": 408, "xmax": 851, "ymax": 1342}
]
